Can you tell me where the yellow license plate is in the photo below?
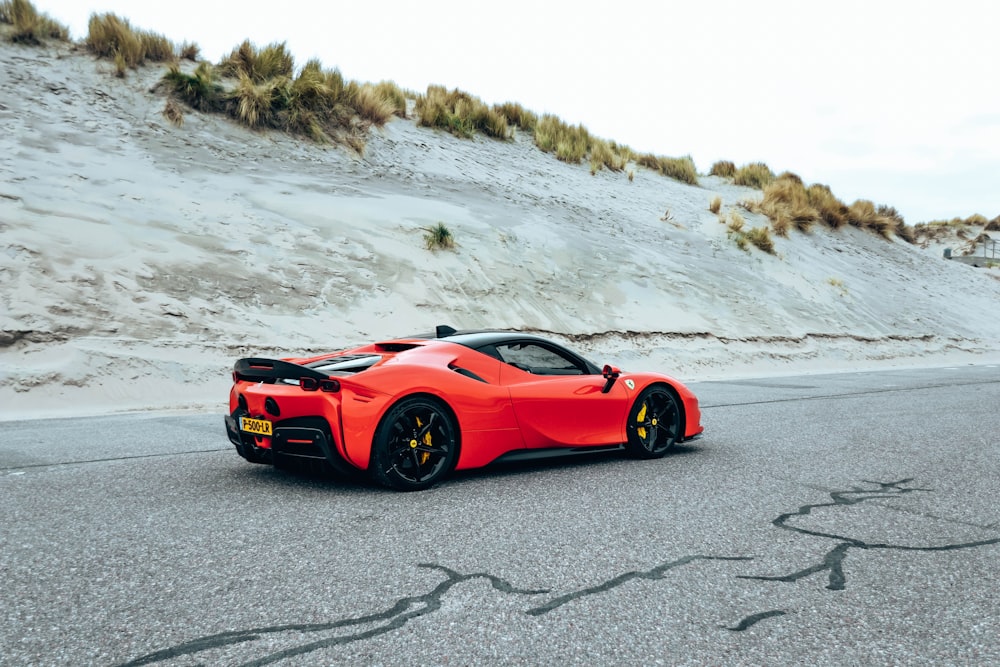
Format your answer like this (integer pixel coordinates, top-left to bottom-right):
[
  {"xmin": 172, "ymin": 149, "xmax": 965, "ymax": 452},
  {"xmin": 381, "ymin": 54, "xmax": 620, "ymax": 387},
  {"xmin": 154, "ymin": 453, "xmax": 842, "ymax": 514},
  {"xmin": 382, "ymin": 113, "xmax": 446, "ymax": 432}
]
[{"xmin": 240, "ymin": 417, "xmax": 272, "ymax": 436}]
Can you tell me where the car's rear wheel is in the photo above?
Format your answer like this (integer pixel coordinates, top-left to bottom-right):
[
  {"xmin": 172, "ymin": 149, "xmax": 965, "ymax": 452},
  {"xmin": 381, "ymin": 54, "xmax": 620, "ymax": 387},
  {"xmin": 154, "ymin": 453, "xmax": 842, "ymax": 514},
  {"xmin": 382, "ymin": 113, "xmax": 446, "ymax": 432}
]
[
  {"xmin": 370, "ymin": 396, "xmax": 459, "ymax": 491},
  {"xmin": 625, "ymin": 385, "xmax": 682, "ymax": 459}
]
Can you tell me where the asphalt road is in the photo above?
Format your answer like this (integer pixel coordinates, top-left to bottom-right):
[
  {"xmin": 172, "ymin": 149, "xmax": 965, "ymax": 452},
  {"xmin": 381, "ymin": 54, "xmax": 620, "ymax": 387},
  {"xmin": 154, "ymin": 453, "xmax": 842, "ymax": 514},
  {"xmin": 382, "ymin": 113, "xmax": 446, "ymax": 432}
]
[{"xmin": 2, "ymin": 365, "xmax": 999, "ymax": 666}]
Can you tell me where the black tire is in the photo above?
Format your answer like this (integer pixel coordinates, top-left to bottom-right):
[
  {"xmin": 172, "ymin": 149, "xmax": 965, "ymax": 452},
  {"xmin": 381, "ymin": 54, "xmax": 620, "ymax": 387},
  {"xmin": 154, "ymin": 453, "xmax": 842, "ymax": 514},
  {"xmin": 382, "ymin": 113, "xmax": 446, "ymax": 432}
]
[
  {"xmin": 625, "ymin": 385, "xmax": 682, "ymax": 459},
  {"xmin": 370, "ymin": 396, "xmax": 459, "ymax": 491}
]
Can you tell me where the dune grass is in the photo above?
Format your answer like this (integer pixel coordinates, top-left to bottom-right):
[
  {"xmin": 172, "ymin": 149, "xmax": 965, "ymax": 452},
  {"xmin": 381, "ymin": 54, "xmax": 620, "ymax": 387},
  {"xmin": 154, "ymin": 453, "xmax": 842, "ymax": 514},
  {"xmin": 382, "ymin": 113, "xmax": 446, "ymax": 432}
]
[
  {"xmin": 746, "ymin": 226, "xmax": 775, "ymax": 254},
  {"xmin": 219, "ymin": 40, "xmax": 293, "ymax": 82},
  {"xmin": 709, "ymin": 160, "xmax": 736, "ymax": 178},
  {"xmin": 416, "ymin": 85, "xmax": 509, "ymax": 139},
  {"xmin": 726, "ymin": 209, "xmax": 745, "ymax": 232},
  {"xmin": 589, "ymin": 139, "xmax": 629, "ymax": 173},
  {"xmin": 759, "ymin": 173, "xmax": 819, "ymax": 234},
  {"xmin": 158, "ymin": 41, "xmax": 405, "ymax": 145},
  {"xmin": 534, "ymin": 114, "xmax": 589, "ymax": 162},
  {"xmin": 635, "ymin": 153, "xmax": 698, "ymax": 185},
  {"xmin": 423, "ymin": 222, "xmax": 455, "ymax": 250},
  {"xmin": 1, "ymin": 0, "xmax": 68, "ymax": 43},
  {"xmin": 733, "ymin": 162, "xmax": 775, "ymax": 189},
  {"xmin": 806, "ymin": 183, "xmax": 848, "ymax": 229},
  {"xmin": 737, "ymin": 172, "xmax": 915, "ymax": 242},
  {"xmin": 87, "ymin": 12, "xmax": 174, "ymax": 74},
  {"xmin": 162, "ymin": 97, "xmax": 183, "ymax": 126},
  {"xmin": 178, "ymin": 41, "xmax": 199, "ymax": 61},
  {"xmin": 724, "ymin": 207, "xmax": 775, "ymax": 254},
  {"xmin": 494, "ymin": 101, "xmax": 537, "ymax": 132},
  {"xmin": 162, "ymin": 62, "xmax": 225, "ymax": 112},
  {"xmin": 13, "ymin": 2, "xmax": 972, "ymax": 233},
  {"xmin": 709, "ymin": 196, "xmax": 722, "ymax": 214}
]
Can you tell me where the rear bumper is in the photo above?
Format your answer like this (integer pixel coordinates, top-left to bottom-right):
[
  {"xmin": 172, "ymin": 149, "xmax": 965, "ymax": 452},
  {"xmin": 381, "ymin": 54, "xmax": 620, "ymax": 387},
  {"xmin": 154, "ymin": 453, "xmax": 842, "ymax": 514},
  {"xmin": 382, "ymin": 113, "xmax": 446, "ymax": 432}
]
[{"xmin": 225, "ymin": 411, "xmax": 357, "ymax": 475}]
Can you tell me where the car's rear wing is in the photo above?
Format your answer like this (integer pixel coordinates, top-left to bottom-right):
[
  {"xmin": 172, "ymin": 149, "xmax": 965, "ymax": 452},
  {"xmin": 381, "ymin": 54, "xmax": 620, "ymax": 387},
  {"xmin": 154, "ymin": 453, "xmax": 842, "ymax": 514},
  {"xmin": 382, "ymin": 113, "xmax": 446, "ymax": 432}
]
[{"xmin": 233, "ymin": 358, "xmax": 329, "ymax": 383}]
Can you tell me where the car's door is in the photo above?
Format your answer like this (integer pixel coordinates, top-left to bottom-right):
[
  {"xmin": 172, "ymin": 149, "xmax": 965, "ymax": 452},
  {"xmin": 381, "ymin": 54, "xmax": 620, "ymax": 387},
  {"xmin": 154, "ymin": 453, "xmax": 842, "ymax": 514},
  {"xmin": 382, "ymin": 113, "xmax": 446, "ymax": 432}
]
[{"xmin": 495, "ymin": 341, "xmax": 630, "ymax": 448}]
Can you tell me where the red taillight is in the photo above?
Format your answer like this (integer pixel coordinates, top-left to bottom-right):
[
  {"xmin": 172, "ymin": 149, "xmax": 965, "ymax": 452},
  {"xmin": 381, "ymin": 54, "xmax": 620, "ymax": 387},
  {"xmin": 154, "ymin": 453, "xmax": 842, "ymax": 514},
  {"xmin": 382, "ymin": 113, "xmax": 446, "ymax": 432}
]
[{"xmin": 299, "ymin": 377, "xmax": 339, "ymax": 392}]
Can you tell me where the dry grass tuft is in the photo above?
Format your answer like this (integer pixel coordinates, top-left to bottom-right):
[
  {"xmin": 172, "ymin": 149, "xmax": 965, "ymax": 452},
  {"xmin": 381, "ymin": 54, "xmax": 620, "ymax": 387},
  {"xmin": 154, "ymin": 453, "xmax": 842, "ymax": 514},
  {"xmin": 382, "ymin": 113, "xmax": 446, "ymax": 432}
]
[
  {"xmin": 806, "ymin": 183, "xmax": 848, "ymax": 228},
  {"xmin": 636, "ymin": 153, "xmax": 698, "ymax": 185},
  {"xmin": 2, "ymin": 0, "xmax": 68, "ymax": 42},
  {"xmin": 423, "ymin": 222, "xmax": 455, "ymax": 250},
  {"xmin": 161, "ymin": 47, "xmax": 408, "ymax": 148},
  {"xmin": 709, "ymin": 160, "xmax": 736, "ymax": 178},
  {"xmin": 494, "ymin": 102, "xmax": 537, "ymax": 132},
  {"xmin": 733, "ymin": 162, "xmax": 775, "ymax": 189},
  {"xmin": 726, "ymin": 210, "xmax": 745, "ymax": 233},
  {"xmin": 746, "ymin": 226, "xmax": 776, "ymax": 254},
  {"xmin": 220, "ymin": 40, "xmax": 293, "ymax": 83},
  {"xmin": 709, "ymin": 196, "xmax": 722, "ymax": 214},
  {"xmin": 896, "ymin": 222, "xmax": 916, "ymax": 244},
  {"xmin": 140, "ymin": 30, "xmax": 174, "ymax": 62},
  {"xmin": 162, "ymin": 62, "xmax": 224, "ymax": 112},
  {"xmin": 759, "ymin": 174, "xmax": 819, "ymax": 233},
  {"xmin": 370, "ymin": 80, "xmax": 408, "ymax": 118},
  {"xmin": 179, "ymin": 41, "xmax": 199, "ymax": 61},
  {"xmin": 847, "ymin": 199, "xmax": 879, "ymax": 229},
  {"xmin": 770, "ymin": 213, "xmax": 792, "ymax": 238},
  {"xmin": 844, "ymin": 200, "xmax": 903, "ymax": 239},
  {"xmin": 985, "ymin": 216, "xmax": 1000, "ymax": 232},
  {"xmin": 344, "ymin": 133, "xmax": 366, "ymax": 155},
  {"xmin": 87, "ymin": 13, "xmax": 143, "ymax": 69},
  {"xmin": 589, "ymin": 139, "xmax": 628, "ymax": 172},
  {"xmin": 353, "ymin": 83, "xmax": 399, "ymax": 127},
  {"xmin": 162, "ymin": 98, "xmax": 183, "ymax": 126},
  {"xmin": 231, "ymin": 72, "xmax": 280, "ymax": 128},
  {"xmin": 534, "ymin": 114, "xmax": 589, "ymax": 162},
  {"xmin": 874, "ymin": 204, "xmax": 905, "ymax": 239},
  {"xmin": 776, "ymin": 171, "xmax": 803, "ymax": 185},
  {"xmin": 87, "ymin": 12, "xmax": 174, "ymax": 70},
  {"xmin": 724, "ymin": 208, "xmax": 775, "ymax": 254},
  {"xmin": 415, "ymin": 85, "xmax": 509, "ymax": 139}
]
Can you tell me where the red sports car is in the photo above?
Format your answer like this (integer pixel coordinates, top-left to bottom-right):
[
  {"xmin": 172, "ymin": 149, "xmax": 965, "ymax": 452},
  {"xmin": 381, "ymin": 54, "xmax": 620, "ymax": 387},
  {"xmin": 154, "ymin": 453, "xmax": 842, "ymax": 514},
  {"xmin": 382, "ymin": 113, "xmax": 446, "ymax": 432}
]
[{"xmin": 225, "ymin": 327, "xmax": 703, "ymax": 490}]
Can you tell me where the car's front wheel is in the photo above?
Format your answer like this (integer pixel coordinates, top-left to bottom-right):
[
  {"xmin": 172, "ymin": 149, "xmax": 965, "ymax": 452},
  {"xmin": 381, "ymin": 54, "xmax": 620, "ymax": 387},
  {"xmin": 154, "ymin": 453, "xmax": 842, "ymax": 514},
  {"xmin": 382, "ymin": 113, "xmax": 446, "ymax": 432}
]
[
  {"xmin": 370, "ymin": 396, "xmax": 459, "ymax": 491},
  {"xmin": 625, "ymin": 385, "xmax": 682, "ymax": 459}
]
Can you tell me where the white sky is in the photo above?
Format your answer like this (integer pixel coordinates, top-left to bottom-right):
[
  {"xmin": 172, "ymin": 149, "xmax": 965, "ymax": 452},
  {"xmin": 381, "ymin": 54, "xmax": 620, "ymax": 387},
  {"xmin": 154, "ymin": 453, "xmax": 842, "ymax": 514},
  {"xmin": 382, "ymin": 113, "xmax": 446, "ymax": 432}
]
[{"xmin": 39, "ymin": 0, "xmax": 1000, "ymax": 223}]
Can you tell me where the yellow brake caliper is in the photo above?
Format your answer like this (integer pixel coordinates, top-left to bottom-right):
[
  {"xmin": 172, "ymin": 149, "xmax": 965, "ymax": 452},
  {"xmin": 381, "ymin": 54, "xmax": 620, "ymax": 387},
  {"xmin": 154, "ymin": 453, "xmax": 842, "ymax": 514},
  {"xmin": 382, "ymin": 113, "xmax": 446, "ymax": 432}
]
[
  {"xmin": 636, "ymin": 403, "xmax": 648, "ymax": 440},
  {"xmin": 414, "ymin": 416, "xmax": 432, "ymax": 464}
]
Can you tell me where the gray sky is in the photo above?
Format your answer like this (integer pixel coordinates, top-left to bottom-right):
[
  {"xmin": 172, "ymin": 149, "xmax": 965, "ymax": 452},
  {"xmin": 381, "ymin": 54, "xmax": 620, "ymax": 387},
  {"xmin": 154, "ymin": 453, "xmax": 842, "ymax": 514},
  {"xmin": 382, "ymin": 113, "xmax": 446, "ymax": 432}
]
[{"xmin": 39, "ymin": 0, "xmax": 1000, "ymax": 223}]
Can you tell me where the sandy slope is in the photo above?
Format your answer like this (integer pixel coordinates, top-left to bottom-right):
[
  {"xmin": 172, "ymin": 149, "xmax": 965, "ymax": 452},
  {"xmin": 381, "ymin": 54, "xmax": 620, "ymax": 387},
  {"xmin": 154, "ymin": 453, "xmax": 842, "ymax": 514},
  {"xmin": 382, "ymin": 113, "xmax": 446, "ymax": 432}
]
[{"xmin": 2, "ymin": 40, "xmax": 999, "ymax": 420}]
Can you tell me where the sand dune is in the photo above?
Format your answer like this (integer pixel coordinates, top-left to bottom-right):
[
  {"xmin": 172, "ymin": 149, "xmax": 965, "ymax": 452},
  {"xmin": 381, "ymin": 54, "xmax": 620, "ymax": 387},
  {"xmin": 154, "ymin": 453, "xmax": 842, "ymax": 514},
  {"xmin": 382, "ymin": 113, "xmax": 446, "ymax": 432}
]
[{"xmin": 2, "ymin": 39, "xmax": 999, "ymax": 420}]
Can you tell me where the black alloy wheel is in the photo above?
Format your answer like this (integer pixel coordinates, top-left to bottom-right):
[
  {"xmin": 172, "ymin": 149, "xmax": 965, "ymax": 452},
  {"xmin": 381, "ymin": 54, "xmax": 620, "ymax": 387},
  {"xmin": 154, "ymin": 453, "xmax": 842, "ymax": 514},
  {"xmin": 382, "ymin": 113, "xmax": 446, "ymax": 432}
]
[
  {"xmin": 625, "ymin": 386, "xmax": 682, "ymax": 459},
  {"xmin": 371, "ymin": 397, "xmax": 458, "ymax": 491}
]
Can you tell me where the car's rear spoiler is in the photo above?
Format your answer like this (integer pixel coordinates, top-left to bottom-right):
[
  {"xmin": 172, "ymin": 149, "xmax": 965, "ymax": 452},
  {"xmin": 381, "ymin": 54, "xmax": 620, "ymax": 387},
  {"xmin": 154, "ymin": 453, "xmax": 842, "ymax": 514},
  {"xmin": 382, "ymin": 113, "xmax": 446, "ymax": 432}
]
[{"xmin": 233, "ymin": 358, "xmax": 329, "ymax": 383}]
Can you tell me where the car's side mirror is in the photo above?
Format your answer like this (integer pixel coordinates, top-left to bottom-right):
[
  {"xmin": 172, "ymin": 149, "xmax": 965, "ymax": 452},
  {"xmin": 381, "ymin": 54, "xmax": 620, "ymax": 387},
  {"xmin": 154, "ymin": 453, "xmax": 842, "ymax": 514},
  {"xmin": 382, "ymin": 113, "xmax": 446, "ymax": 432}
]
[{"xmin": 601, "ymin": 365, "xmax": 621, "ymax": 394}]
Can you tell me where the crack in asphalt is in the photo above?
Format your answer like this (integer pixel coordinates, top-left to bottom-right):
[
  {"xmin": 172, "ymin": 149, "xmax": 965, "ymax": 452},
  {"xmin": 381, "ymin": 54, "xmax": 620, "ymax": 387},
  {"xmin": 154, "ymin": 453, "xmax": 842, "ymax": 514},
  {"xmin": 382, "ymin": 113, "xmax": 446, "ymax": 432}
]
[
  {"xmin": 725, "ymin": 609, "xmax": 788, "ymax": 632},
  {"xmin": 115, "ymin": 556, "xmax": 749, "ymax": 665},
  {"xmin": 525, "ymin": 555, "xmax": 753, "ymax": 616},
  {"xmin": 115, "ymin": 564, "xmax": 549, "ymax": 667},
  {"xmin": 737, "ymin": 479, "xmax": 1000, "ymax": 591},
  {"xmin": 113, "ymin": 478, "xmax": 1000, "ymax": 663}
]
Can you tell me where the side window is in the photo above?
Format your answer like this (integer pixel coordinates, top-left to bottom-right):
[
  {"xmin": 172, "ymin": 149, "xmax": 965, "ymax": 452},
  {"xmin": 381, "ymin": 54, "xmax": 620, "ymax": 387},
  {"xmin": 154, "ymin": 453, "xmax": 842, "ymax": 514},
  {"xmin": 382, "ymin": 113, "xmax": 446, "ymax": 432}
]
[{"xmin": 496, "ymin": 343, "xmax": 586, "ymax": 375}]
